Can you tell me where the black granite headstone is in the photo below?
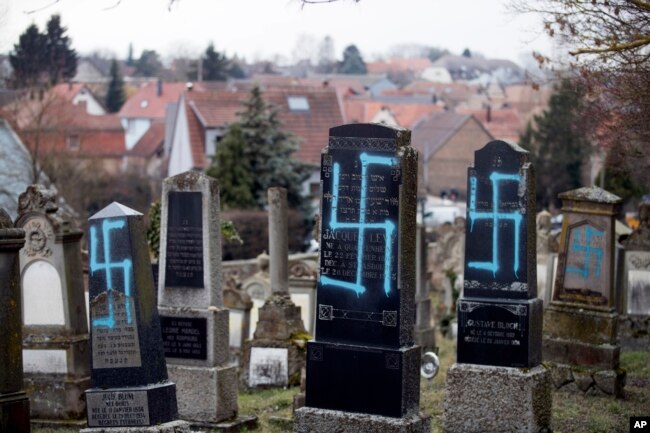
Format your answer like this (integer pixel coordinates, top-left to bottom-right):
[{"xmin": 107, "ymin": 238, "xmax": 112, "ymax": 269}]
[
  {"xmin": 456, "ymin": 141, "xmax": 542, "ymax": 368},
  {"xmin": 161, "ymin": 316, "xmax": 208, "ymax": 360},
  {"xmin": 164, "ymin": 191, "xmax": 203, "ymax": 289},
  {"xmin": 305, "ymin": 123, "xmax": 421, "ymax": 419},
  {"xmin": 85, "ymin": 202, "xmax": 179, "ymax": 428}
]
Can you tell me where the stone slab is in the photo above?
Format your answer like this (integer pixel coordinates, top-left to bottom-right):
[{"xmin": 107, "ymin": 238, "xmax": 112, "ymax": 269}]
[
  {"xmin": 0, "ymin": 391, "xmax": 30, "ymax": 433},
  {"xmin": 545, "ymin": 362, "xmax": 626, "ymax": 398},
  {"xmin": 443, "ymin": 363, "xmax": 552, "ymax": 433},
  {"xmin": 81, "ymin": 419, "xmax": 190, "ymax": 433},
  {"xmin": 189, "ymin": 415, "xmax": 258, "ymax": 432},
  {"xmin": 542, "ymin": 337, "xmax": 620, "ymax": 369},
  {"xmin": 457, "ymin": 297, "xmax": 543, "ymax": 368},
  {"xmin": 167, "ymin": 364, "xmax": 237, "ymax": 424},
  {"xmin": 158, "ymin": 307, "xmax": 229, "ymax": 367},
  {"xmin": 85, "ymin": 382, "xmax": 178, "ymax": 428},
  {"xmin": 305, "ymin": 342, "xmax": 420, "ymax": 418},
  {"xmin": 24, "ymin": 374, "xmax": 90, "ymax": 419},
  {"xmin": 294, "ymin": 407, "xmax": 430, "ymax": 433},
  {"xmin": 543, "ymin": 304, "xmax": 617, "ymax": 345},
  {"xmin": 22, "ymin": 334, "xmax": 91, "ymax": 377},
  {"xmin": 241, "ymin": 339, "xmax": 304, "ymax": 387}
]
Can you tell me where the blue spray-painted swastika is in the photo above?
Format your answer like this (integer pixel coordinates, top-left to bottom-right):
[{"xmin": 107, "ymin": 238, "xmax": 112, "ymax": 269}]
[
  {"xmin": 468, "ymin": 172, "xmax": 523, "ymax": 277},
  {"xmin": 566, "ymin": 226, "xmax": 604, "ymax": 278},
  {"xmin": 321, "ymin": 152, "xmax": 398, "ymax": 297},
  {"xmin": 90, "ymin": 218, "xmax": 133, "ymax": 329}
]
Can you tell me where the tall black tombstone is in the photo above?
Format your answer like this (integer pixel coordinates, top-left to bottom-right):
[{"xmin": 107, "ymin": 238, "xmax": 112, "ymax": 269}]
[
  {"xmin": 295, "ymin": 124, "xmax": 430, "ymax": 433},
  {"xmin": 443, "ymin": 141, "xmax": 552, "ymax": 433},
  {"xmin": 81, "ymin": 202, "xmax": 189, "ymax": 433}
]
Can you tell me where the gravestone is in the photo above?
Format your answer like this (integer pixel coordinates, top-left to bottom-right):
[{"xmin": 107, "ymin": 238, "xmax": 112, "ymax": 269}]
[
  {"xmin": 223, "ymin": 280, "xmax": 253, "ymax": 359},
  {"xmin": 157, "ymin": 171, "xmax": 239, "ymax": 427},
  {"xmin": 14, "ymin": 185, "xmax": 90, "ymax": 426},
  {"xmin": 0, "ymin": 209, "xmax": 30, "ymax": 433},
  {"xmin": 80, "ymin": 202, "xmax": 189, "ymax": 433},
  {"xmin": 295, "ymin": 124, "xmax": 430, "ymax": 433},
  {"xmin": 443, "ymin": 140, "xmax": 552, "ymax": 433},
  {"xmin": 415, "ymin": 225, "xmax": 436, "ymax": 351},
  {"xmin": 543, "ymin": 187, "xmax": 625, "ymax": 397},
  {"xmin": 241, "ymin": 188, "xmax": 307, "ymax": 388}
]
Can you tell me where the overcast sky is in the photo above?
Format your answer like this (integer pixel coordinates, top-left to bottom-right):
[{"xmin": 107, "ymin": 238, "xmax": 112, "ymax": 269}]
[{"xmin": 0, "ymin": 0, "xmax": 553, "ymax": 67}]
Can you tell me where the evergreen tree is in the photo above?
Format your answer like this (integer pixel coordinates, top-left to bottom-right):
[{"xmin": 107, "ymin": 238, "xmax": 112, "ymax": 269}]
[
  {"xmin": 44, "ymin": 15, "xmax": 77, "ymax": 85},
  {"xmin": 462, "ymin": 48, "xmax": 472, "ymax": 58},
  {"xmin": 519, "ymin": 79, "xmax": 592, "ymax": 210},
  {"xmin": 207, "ymin": 85, "xmax": 312, "ymax": 210},
  {"xmin": 9, "ymin": 24, "xmax": 47, "ymax": 88},
  {"xmin": 135, "ymin": 49, "xmax": 163, "ymax": 77},
  {"xmin": 338, "ymin": 45, "xmax": 367, "ymax": 74},
  {"xmin": 105, "ymin": 59, "xmax": 125, "ymax": 113},
  {"xmin": 202, "ymin": 43, "xmax": 230, "ymax": 81}
]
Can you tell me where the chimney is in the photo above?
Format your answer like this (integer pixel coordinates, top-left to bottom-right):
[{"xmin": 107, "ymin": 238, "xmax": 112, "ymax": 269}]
[
  {"xmin": 157, "ymin": 78, "xmax": 163, "ymax": 97},
  {"xmin": 486, "ymin": 104, "xmax": 492, "ymax": 123}
]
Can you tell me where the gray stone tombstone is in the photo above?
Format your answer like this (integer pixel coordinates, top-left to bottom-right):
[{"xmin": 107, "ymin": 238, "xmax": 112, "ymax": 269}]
[
  {"xmin": 543, "ymin": 187, "xmax": 625, "ymax": 397},
  {"xmin": 617, "ymin": 202, "xmax": 650, "ymax": 349},
  {"xmin": 443, "ymin": 140, "xmax": 552, "ymax": 433},
  {"xmin": 241, "ymin": 188, "xmax": 307, "ymax": 389},
  {"xmin": 0, "ymin": 208, "xmax": 30, "ymax": 433},
  {"xmin": 81, "ymin": 202, "xmax": 189, "ymax": 433},
  {"xmin": 295, "ymin": 124, "xmax": 430, "ymax": 433},
  {"xmin": 157, "ymin": 171, "xmax": 238, "ymax": 427},
  {"xmin": 415, "ymin": 225, "xmax": 436, "ymax": 351},
  {"xmin": 14, "ymin": 185, "xmax": 90, "ymax": 426}
]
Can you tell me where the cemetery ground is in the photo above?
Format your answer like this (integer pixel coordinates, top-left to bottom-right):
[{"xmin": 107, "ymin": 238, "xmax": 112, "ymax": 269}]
[{"xmin": 31, "ymin": 331, "xmax": 650, "ymax": 433}]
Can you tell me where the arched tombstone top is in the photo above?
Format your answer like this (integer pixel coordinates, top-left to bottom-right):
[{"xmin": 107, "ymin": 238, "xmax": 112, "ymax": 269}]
[
  {"xmin": 15, "ymin": 184, "xmax": 78, "ymax": 235},
  {"xmin": 473, "ymin": 140, "xmax": 529, "ymax": 172}
]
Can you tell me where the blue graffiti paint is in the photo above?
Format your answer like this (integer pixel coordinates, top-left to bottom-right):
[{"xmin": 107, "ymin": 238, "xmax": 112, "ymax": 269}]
[
  {"xmin": 468, "ymin": 172, "xmax": 523, "ymax": 277},
  {"xmin": 321, "ymin": 152, "xmax": 398, "ymax": 297},
  {"xmin": 90, "ymin": 218, "xmax": 133, "ymax": 328},
  {"xmin": 566, "ymin": 226, "xmax": 604, "ymax": 278}
]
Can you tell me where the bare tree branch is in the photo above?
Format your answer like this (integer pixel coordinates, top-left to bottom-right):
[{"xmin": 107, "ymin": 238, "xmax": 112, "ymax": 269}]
[{"xmin": 23, "ymin": 0, "xmax": 60, "ymax": 14}]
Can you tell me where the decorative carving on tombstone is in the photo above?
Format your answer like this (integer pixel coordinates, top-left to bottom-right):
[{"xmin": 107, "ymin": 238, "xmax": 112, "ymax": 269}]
[
  {"xmin": 295, "ymin": 124, "xmax": 430, "ymax": 433},
  {"xmin": 443, "ymin": 140, "xmax": 552, "ymax": 433},
  {"xmin": 15, "ymin": 185, "xmax": 90, "ymax": 425},
  {"xmin": 81, "ymin": 202, "xmax": 189, "ymax": 433},
  {"xmin": 157, "ymin": 171, "xmax": 245, "ymax": 429},
  {"xmin": 0, "ymin": 208, "xmax": 30, "ymax": 433},
  {"xmin": 543, "ymin": 186, "xmax": 626, "ymax": 397}
]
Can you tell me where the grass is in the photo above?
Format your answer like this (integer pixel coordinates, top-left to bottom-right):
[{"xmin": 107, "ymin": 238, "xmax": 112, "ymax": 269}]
[{"xmin": 33, "ymin": 333, "xmax": 650, "ymax": 433}]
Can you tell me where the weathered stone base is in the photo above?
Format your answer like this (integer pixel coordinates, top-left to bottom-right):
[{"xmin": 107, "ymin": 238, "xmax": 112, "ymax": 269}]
[
  {"xmin": 241, "ymin": 339, "xmax": 305, "ymax": 387},
  {"xmin": 443, "ymin": 363, "xmax": 552, "ymax": 433},
  {"xmin": 414, "ymin": 327, "xmax": 436, "ymax": 352},
  {"xmin": 80, "ymin": 419, "xmax": 190, "ymax": 433},
  {"xmin": 0, "ymin": 391, "xmax": 30, "ymax": 433},
  {"xmin": 24, "ymin": 373, "xmax": 90, "ymax": 420},
  {"xmin": 543, "ymin": 337, "xmax": 620, "ymax": 369},
  {"xmin": 167, "ymin": 363, "xmax": 238, "ymax": 424},
  {"xmin": 188, "ymin": 415, "xmax": 258, "ymax": 432},
  {"xmin": 31, "ymin": 418, "xmax": 87, "ymax": 430},
  {"xmin": 294, "ymin": 407, "xmax": 431, "ymax": 433},
  {"xmin": 546, "ymin": 362, "xmax": 626, "ymax": 398}
]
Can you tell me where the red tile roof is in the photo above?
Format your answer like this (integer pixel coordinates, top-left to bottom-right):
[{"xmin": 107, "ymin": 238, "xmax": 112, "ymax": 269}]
[
  {"xmin": 343, "ymin": 98, "xmax": 443, "ymax": 129},
  {"xmin": 456, "ymin": 107, "xmax": 521, "ymax": 143},
  {"xmin": 185, "ymin": 85, "xmax": 344, "ymax": 165},
  {"xmin": 119, "ymin": 81, "xmax": 189, "ymax": 120},
  {"xmin": 128, "ymin": 121, "xmax": 165, "ymax": 157}
]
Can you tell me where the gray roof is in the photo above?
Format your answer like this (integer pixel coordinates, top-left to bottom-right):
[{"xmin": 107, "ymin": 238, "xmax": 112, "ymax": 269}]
[
  {"xmin": 0, "ymin": 119, "xmax": 35, "ymax": 219},
  {"xmin": 411, "ymin": 111, "xmax": 475, "ymax": 159}
]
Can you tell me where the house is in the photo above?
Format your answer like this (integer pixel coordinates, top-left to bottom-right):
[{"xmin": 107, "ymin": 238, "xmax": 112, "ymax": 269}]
[
  {"xmin": 167, "ymin": 85, "xmax": 344, "ymax": 195},
  {"xmin": 343, "ymin": 97, "xmax": 443, "ymax": 129},
  {"xmin": 412, "ymin": 111, "xmax": 493, "ymax": 199},
  {"xmin": 366, "ymin": 58, "xmax": 433, "ymax": 77},
  {"xmin": 125, "ymin": 120, "xmax": 167, "ymax": 196},
  {"xmin": 51, "ymin": 83, "xmax": 106, "ymax": 116},
  {"xmin": 118, "ymin": 80, "xmax": 189, "ymax": 150},
  {"xmin": 431, "ymin": 55, "xmax": 524, "ymax": 85},
  {"xmin": 457, "ymin": 106, "xmax": 522, "ymax": 143}
]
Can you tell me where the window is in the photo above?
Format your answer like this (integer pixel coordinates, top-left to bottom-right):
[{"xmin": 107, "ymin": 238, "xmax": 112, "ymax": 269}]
[
  {"xmin": 287, "ymin": 96, "xmax": 309, "ymax": 111},
  {"xmin": 66, "ymin": 135, "xmax": 80, "ymax": 151}
]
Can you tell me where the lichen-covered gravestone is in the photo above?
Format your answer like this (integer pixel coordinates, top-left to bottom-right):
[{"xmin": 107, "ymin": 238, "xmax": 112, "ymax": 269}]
[
  {"xmin": 157, "ymin": 171, "xmax": 239, "ymax": 427},
  {"xmin": 15, "ymin": 185, "xmax": 90, "ymax": 426},
  {"xmin": 0, "ymin": 208, "xmax": 30, "ymax": 433},
  {"xmin": 543, "ymin": 187, "xmax": 626, "ymax": 397},
  {"xmin": 81, "ymin": 202, "xmax": 189, "ymax": 433},
  {"xmin": 294, "ymin": 124, "xmax": 430, "ymax": 433},
  {"xmin": 443, "ymin": 140, "xmax": 552, "ymax": 433}
]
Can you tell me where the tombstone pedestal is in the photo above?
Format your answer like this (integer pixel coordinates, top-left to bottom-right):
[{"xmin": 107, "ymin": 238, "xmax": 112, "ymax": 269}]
[
  {"xmin": 81, "ymin": 420, "xmax": 190, "ymax": 433},
  {"xmin": 295, "ymin": 407, "xmax": 430, "ymax": 433},
  {"xmin": 444, "ymin": 364, "xmax": 552, "ymax": 433}
]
